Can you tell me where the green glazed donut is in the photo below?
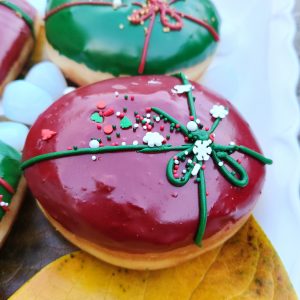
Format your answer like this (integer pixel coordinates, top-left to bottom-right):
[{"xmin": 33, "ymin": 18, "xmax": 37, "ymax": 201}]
[{"xmin": 45, "ymin": 0, "xmax": 220, "ymax": 85}]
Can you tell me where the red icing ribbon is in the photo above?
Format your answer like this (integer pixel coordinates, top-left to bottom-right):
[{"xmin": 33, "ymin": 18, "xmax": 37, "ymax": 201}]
[
  {"xmin": 0, "ymin": 177, "xmax": 15, "ymax": 194},
  {"xmin": 45, "ymin": 0, "xmax": 219, "ymax": 74}
]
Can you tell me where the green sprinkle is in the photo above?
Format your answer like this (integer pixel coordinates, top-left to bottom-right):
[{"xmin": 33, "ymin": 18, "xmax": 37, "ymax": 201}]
[
  {"xmin": 123, "ymin": 107, "xmax": 127, "ymax": 113},
  {"xmin": 107, "ymin": 136, "xmax": 111, "ymax": 141},
  {"xmin": 112, "ymin": 125, "xmax": 117, "ymax": 130},
  {"xmin": 90, "ymin": 112, "xmax": 103, "ymax": 123},
  {"xmin": 116, "ymin": 132, "xmax": 121, "ymax": 138}
]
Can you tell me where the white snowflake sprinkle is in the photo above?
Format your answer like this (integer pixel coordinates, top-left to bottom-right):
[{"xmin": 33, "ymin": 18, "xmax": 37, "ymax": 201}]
[
  {"xmin": 193, "ymin": 140, "xmax": 212, "ymax": 161},
  {"xmin": 187, "ymin": 121, "xmax": 198, "ymax": 132},
  {"xmin": 210, "ymin": 105, "xmax": 229, "ymax": 119},
  {"xmin": 143, "ymin": 132, "xmax": 164, "ymax": 147},
  {"xmin": 172, "ymin": 84, "xmax": 194, "ymax": 94}
]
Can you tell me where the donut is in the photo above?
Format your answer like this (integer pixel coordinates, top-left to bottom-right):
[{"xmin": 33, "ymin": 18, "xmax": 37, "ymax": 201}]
[
  {"xmin": 22, "ymin": 73, "xmax": 272, "ymax": 269},
  {"xmin": 44, "ymin": 0, "xmax": 220, "ymax": 85},
  {"xmin": 0, "ymin": 0, "xmax": 38, "ymax": 94},
  {"xmin": 0, "ymin": 140, "xmax": 26, "ymax": 247}
]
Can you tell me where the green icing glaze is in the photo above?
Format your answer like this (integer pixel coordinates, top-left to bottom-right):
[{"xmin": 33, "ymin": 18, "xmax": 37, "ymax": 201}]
[
  {"xmin": 45, "ymin": 0, "xmax": 220, "ymax": 76},
  {"xmin": 21, "ymin": 72, "xmax": 272, "ymax": 245},
  {"xmin": 0, "ymin": 141, "xmax": 22, "ymax": 221},
  {"xmin": 0, "ymin": 0, "xmax": 34, "ymax": 34}
]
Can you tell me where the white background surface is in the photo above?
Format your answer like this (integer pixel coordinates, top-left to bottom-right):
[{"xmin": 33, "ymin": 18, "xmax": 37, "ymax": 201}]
[{"xmin": 2, "ymin": 0, "xmax": 300, "ymax": 296}]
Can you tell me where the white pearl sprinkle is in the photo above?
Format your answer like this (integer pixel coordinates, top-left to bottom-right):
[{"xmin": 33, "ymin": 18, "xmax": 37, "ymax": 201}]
[
  {"xmin": 143, "ymin": 125, "xmax": 147, "ymax": 130},
  {"xmin": 115, "ymin": 91, "xmax": 119, "ymax": 97},
  {"xmin": 218, "ymin": 161, "xmax": 224, "ymax": 167},
  {"xmin": 196, "ymin": 118, "xmax": 201, "ymax": 124},
  {"xmin": 91, "ymin": 155, "xmax": 97, "ymax": 161},
  {"xmin": 146, "ymin": 119, "xmax": 151, "ymax": 124},
  {"xmin": 121, "ymin": 142, "xmax": 127, "ymax": 146},
  {"xmin": 133, "ymin": 140, "xmax": 139, "ymax": 145},
  {"xmin": 184, "ymin": 151, "xmax": 189, "ymax": 155},
  {"xmin": 116, "ymin": 111, "xmax": 121, "ymax": 117},
  {"xmin": 182, "ymin": 169, "xmax": 187, "ymax": 174},
  {"xmin": 89, "ymin": 139, "xmax": 100, "ymax": 149},
  {"xmin": 187, "ymin": 121, "xmax": 198, "ymax": 132},
  {"xmin": 146, "ymin": 113, "xmax": 151, "ymax": 118},
  {"xmin": 133, "ymin": 124, "xmax": 139, "ymax": 129},
  {"xmin": 230, "ymin": 141, "xmax": 236, "ymax": 145},
  {"xmin": 188, "ymin": 159, "xmax": 193, "ymax": 164},
  {"xmin": 174, "ymin": 159, "xmax": 180, "ymax": 165},
  {"xmin": 155, "ymin": 116, "xmax": 160, "ymax": 122}
]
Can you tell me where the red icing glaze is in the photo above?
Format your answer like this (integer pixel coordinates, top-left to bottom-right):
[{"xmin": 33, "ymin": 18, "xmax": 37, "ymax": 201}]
[
  {"xmin": 0, "ymin": 0, "xmax": 36, "ymax": 84},
  {"xmin": 23, "ymin": 75, "xmax": 266, "ymax": 253}
]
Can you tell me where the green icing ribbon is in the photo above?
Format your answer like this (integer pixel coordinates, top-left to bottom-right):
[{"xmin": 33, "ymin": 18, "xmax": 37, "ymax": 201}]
[
  {"xmin": 21, "ymin": 72, "xmax": 272, "ymax": 245},
  {"xmin": 0, "ymin": 0, "xmax": 34, "ymax": 35}
]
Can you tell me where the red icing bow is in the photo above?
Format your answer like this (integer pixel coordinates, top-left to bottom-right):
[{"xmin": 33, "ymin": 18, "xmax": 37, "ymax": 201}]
[{"xmin": 128, "ymin": 0, "xmax": 219, "ymax": 73}]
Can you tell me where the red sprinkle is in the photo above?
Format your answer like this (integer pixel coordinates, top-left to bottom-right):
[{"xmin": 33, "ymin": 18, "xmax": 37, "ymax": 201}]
[
  {"xmin": 237, "ymin": 159, "xmax": 242, "ymax": 164},
  {"xmin": 174, "ymin": 174, "xmax": 180, "ymax": 179},
  {"xmin": 209, "ymin": 134, "xmax": 215, "ymax": 141},
  {"xmin": 103, "ymin": 108, "xmax": 114, "ymax": 117},
  {"xmin": 206, "ymin": 192, "xmax": 209, "ymax": 196},
  {"xmin": 160, "ymin": 125, "xmax": 164, "ymax": 131},
  {"xmin": 130, "ymin": 96, "xmax": 134, "ymax": 101},
  {"xmin": 201, "ymin": 164, "xmax": 206, "ymax": 170},
  {"xmin": 145, "ymin": 107, "xmax": 151, "ymax": 113},
  {"xmin": 41, "ymin": 129, "xmax": 56, "ymax": 141},
  {"xmin": 205, "ymin": 127, "xmax": 209, "ymax": 131},
  {"xmin": 184, "ymin": 137, "xmax": 189, "ymax": 142},
  {"xmin": 96, "ymin": 101, "xmax": 106, "ymax": 110},
  {"xmin": 174, "ymin": 165, "xmax": 179, "ymax": 170},
  {"xmin": 67, "ymin": 146, "xmax": 72, "ymax": 150},
  {"xmin": 189, "ymin": 116, "xmax": 194, "ymax": 121},
  {"xmin": 162, "ymin": 139, "xmax": 167, "ymax": 144},
  {"xmin": 147, "ymin": 125, "xmax": 152, "ymax": 131},
  {"xmin": 175, "ymin": 124, "xmax": 180, "ymax": 129},
  {"xmin": 104, "ymin": 124, "xmax": 113, "ymax": 135},
  {"xmin": 97, "ymin": 124, "xmax": 102, "ymax": 130},
  {"xmin": 119, "ymin": 113, "xmax": 125, "ymax": 119}
]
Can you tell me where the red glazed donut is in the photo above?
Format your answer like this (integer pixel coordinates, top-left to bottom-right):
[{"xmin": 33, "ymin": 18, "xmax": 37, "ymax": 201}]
[
  {"xmin": 0, "ymin": 0, "xmax": 37, "ymax": 93},
  {"xmin": 22, "ymin": 74, "xmax": 272, "ymax": 269}
]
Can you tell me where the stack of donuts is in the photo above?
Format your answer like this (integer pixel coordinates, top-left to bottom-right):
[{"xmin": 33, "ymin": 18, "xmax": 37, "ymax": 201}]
[{"xmin": 1, "ymin": 0, "xmax": 272, "ymax": 272}]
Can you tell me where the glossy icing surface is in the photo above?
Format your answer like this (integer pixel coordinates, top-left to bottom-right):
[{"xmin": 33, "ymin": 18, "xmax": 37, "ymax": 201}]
[
  {"xmin": 0, "ymin": 141, "xmax": 22, "ymax": 221},
  {"xmin": 45, "ymin": 0, "xmax": 220, "ymax": 76},
  {"xmin": 0, "ymin": 0, "xmax": 36, "ymax": 85},
  {"xmin": 23, "ymin": 75, "xmax": 266, "ymax": 253}
]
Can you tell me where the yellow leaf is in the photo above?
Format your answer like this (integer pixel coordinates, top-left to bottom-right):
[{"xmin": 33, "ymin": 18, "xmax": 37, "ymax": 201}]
[{"xmin": 10, "ymin": 217, "xmax": 297, "ymax": 300}]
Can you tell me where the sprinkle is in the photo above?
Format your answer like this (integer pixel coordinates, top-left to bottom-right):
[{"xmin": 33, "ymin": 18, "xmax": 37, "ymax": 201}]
[
  {"xmin": 123, "ymin": 107, "xmax": 128, "ymax": 113},
  {"xmin": 155, "ymin": 116, "xmax": 160, "ymax": 122},
  {"xmin": 163, "ymin": 27, "xmax": 170, "ymax": 32},
  {"xmin": 91, "ymin": 155, "xmax": 97, "ymax": 161},
  {"xmin": 237, "ymin": 159, "xmax": 242, "ymax": 164},
  {"xmin": 146, "ymin": 113, "xmax": 151, "ymax": 118},
  {"xmin": 191, "ymin": 163, "xmax": 201, "ymax": 176},
  {"xmin": 133, "ymin": 124, "xmax": 139, "ymax": 129},
  {"xmin": 160, "ymin": 125, "xmax": 164, "ymax": 131},
  {"xmin": 116, "ymin": 132, "xmax": 121, "ymax": 138},
  {"xmin": 107, "ymin": 135, "xmax": 111, "ymax": 141},
  {"xmin": 104, "ymin": 125, "xmax": 113, "ymax": 134},
  {"xmin": 171, "ymin": 192, "xmax": 178, "ymax": 198},
  {"xmin": 201, "ymin": 164, "xmax": 206, "ymax": 170},
  {"xmin": 97, "ymin": 101, "xmax": 106, "ymax": 109},
  {"xmin": 119, "ymin": 23, "xmax": 124, "ymax": 29},
  {"xmin": 41, "ymin": 129, "xmax": 56, "ymax": 141},
  {"xmin": 143, "ymin": 125, "xmax": 147, "ymax": 130},
  {"xmin": 218, "ymin": 161, "xmax": 224, "ymax": 167},
  {"xmin": 103, "ymin": 108, "xmax": 114, "ymax": 117},
  {"xmin": 97, "ymin": 124, "xmax": 102, "ymax": 130},
  {"xmin": 89, "ymin": 139, "xmax": 100, "ymax": 149},
  {"xmin": 166, "ymin": 134, "xmax": 170, "ymax": 140},
  {"xmin": 184, "ymin": 151, "xmax": 189, "ymax": 155},
  {"xmin": 189, "ymin": 116, "xmax": 194, "ymax": 121},
  {"xmin": 112, "ymin": 125, "xmax": 117, "ymax": 130},
  {"xmin": 121, "ymin": 142, "xmax": 127, "ymax": 146},
  {"xmin": 187, "ymin": 159, "xmax": 193, "ymax": 164},
  {"xmin": 124, "ymin": 95, "xmax": 128, "ymax": 100},
  {"xmin": 182, "ymin": 169, "xmax": 187, "ymax": 174},
  {"xmin": 174, "ymin": 160, "xmax": 180, "ymax": 165},
  {"xmin": 230, "ymin": 141, "xmax": 236, "ymax": 146},
  {"xmin": 145, "ymin": 107, "xmax": 151, "ymax": 113},
  {"xmin": 67, "ymin": 147, "xmax": 72, "ymax": 150},
  {"xmin": 116, "ymin": 111, "xmax": 121, "ymax": 117},
  {"xmin": 90, "ymin": 112, "xmax": 103, "ymax": 123},
  {"xmin": 175, "ymin": 124, "xmax": 180, "ymax": 129},
  {"xmin": 147, "ymin": 125, "xmax": 152, "ymax": 131},
  {"xmin": 186, "ymin": 121, "xmax": 198, "ymax": 132},
  {"xmin": 196, "ymin": 119, "xmax": 201, "ymax": 124},
  {"xmin": 133, "ymin": 140, "xmax": 139, "ymax": 145},
  {"xmin": 115, "ymin": 91, "xmax": 119, "ymax": 97},
  {"xmin": 130, "ymin": 96, "xmax": 134, "ymax": 101}
]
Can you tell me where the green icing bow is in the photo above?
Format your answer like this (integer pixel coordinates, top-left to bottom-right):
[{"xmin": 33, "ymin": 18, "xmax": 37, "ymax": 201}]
[{"xmin": 21, "ymin": 73, "xmax": 272, "ymax": 245}]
